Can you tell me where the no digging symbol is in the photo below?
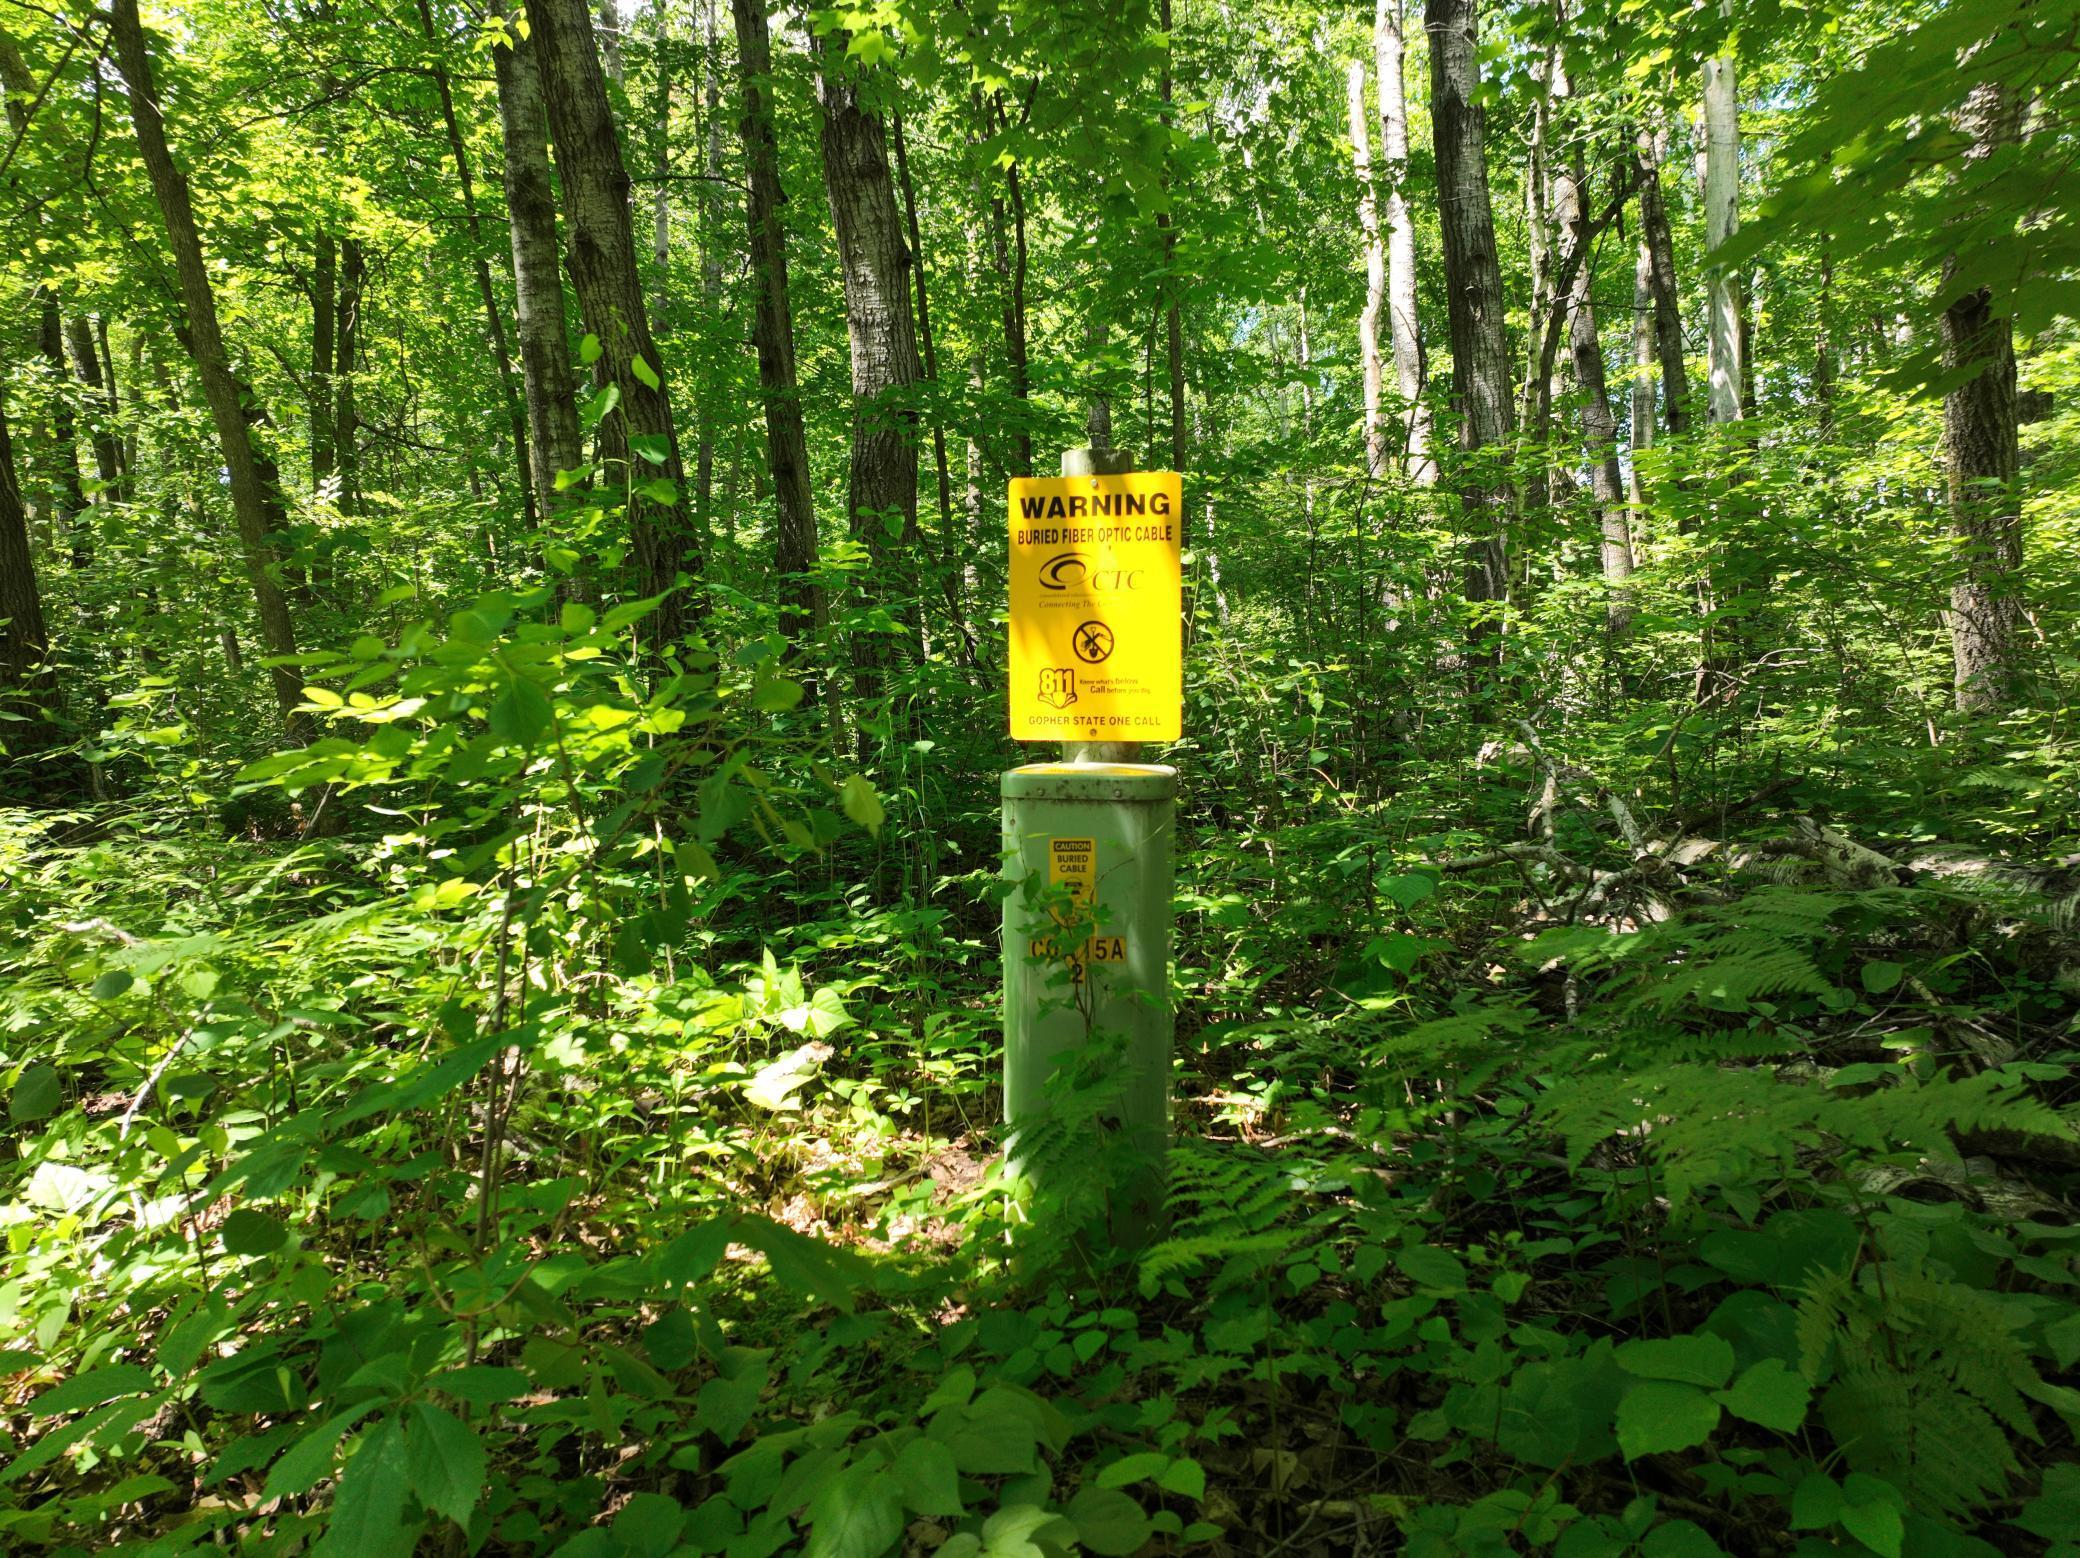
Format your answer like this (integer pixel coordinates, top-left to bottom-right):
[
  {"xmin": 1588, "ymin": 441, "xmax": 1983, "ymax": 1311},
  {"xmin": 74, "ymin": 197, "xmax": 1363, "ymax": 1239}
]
[{"xmin": 1073, "ymin": 621, "xmax": 1114, "ymax": 664}]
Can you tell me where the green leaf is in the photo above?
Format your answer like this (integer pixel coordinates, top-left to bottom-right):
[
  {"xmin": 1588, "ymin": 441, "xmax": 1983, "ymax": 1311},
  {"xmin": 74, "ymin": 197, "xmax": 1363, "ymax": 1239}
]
[
  {"xmin": 316, "ymin": 1418, "xmax": 416, "ymax": 1558},
  {"xmin": 30, "ymin": 1364, "xmax": 156, "ymax": 1417},
  {"xmin": 1066, "ymin": 1487, "xmax": 1152, "ymax": 1556},
  {"xmin": 91, "ymin": 969, "xmax": 134, "ymax": 1000},
  {"xmin": 839, "ymin": 774, "xmax": 883, "ymax": 835},
  {"xmin": 892, "ymin": 1437, "xmax": 961, "ymax": 1517},
  {"xmin": 1861, "ymin": 960, "xmax": 1904, "ymax": 994},
  {"xmin": 1097, "ymin": 1452, "xmax": 1169, "ymax": 1489},
  {"xmin": 696, "ymin": 1360, "xmax": 766, "ymax": 1446},
  {"xmin": 612, "ymin": 1493, "xmax": 685, "ymax": 1558},
  {"xmin": 1616, "ymin": 1333, "xmax": 1735, "ymax": 1388},
  {"xmin": 1713, "ymin": 1359, "xmax": 1809, "ymax": 1433},
  {"xmin": 1380, "ymin": 872, "xmax": 1437, "ymax": 909},
  {"xmin": 434, "ymin": 1366, "xmax": 531, "ymax": 1405},
  {"xmin": 404, "ymin": 1402, "xmax": 484, "ymax": 1527},
  {"xmin": 488, "ymin": 677, "xmax": 553, "ymax": 746},
  {"xmin": 1395, "ymin": 1244, "xmax": 1467, "ymax": 1292},
  {"xmin": 1840, "ymin": 1487, "xmax": 1903, "ymax": 1558},
  {"xmin": 804, "ymin": 1459, "xmax": 903, "ymax": 1558},
  {"xmin": 630, "ymin": 353, "xmax": 661, "ymax": 390},
  {"xmin": 638, "ymin": 477, "xmax": 679, "ymax": 506},
  {"xmin": 1158, "ymin": 1457, "xmax": 1207, "ymax": 1500},
  {"xmin": 579, "ymin": 332, "xmax": 602, "ymax": 365},
  {"xmin": 733, "ymin": 1216, "xmax": 862, "ymax": 1313},
  {"xmin": 9, "ymin": 1062, "xmax": 61, "ymax": 1125},
  {"xmin": 264, "ymin": 1404, "xmax": 380, "ymax": 1501},
  {"xmin": 221, "ymin": 1209, "xmax": 289, "ymax": 1256},
  {"xmin": 1615, "ymin": 1381, "xmax": 1720, "ymax": 1461}
]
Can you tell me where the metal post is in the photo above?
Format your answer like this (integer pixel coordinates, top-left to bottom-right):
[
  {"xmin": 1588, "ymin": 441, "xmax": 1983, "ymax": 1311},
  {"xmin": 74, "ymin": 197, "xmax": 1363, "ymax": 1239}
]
[
  {"xmin": 1057, "ymin": 446, "xmax": 1142, "ymax": 768},
  {"xmin": 1001, "ymin": 446, "xmax": 1176, "ymax": 1249}
]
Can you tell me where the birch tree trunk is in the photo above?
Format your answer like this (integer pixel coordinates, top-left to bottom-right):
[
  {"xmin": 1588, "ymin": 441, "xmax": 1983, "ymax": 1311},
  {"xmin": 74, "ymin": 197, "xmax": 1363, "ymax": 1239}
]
[
  {"xmin": 532, "ymin": 0, "xmax": 698, "ymax": 644},
  {"xmin": 1701, "ymin": 43, "xmax": 1744, "ymax": 426},
  {"xmin": 1425, "ymin": 0, "xmax": 1513, "ymax": 638},
  {"xmin": 493, "ymin": 10, "xmax": 586, "ymax": 531},
  {"xmin": 1348, "ymin": 60, "xmax": 1387, "ymax": 478},
  {"xmin": 730, "ymin": 0, "xmax": 819, "ymax": 643},
  {"xmin": 1376, "ymin": 0, "xmax": 1433, "ymax": 482},
  {"xmin": 109, "ymin": 0, "xmax": 305, "ymax": 733}
]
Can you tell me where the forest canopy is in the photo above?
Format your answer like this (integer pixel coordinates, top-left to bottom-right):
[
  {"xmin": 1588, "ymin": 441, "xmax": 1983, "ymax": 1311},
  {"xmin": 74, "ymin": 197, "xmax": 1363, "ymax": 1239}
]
[{"xmin": 1, "ymin": 0, "xmax": 2078, "ymax": 1552}]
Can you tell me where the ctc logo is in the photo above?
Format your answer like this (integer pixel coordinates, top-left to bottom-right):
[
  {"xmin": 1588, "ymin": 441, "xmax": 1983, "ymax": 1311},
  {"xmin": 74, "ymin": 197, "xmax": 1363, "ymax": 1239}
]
[{"xmin": 1039, "ymin": 554, "xmax": 1146, "ymax": 593}]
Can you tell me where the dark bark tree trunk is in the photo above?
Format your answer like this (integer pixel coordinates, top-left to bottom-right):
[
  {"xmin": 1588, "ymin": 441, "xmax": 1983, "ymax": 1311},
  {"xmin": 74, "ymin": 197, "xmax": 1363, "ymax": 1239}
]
[
  {"xmin": 1425, "ymin": 0, "xmax": 1513, "ymax": 643},
  {"xmin": 694, "ymin": 0, "xmax": 726, "ymax": 533},
  {"xmin": 1159, "ymin": 0, "xmax": 1185, "ymax": 475},
  {"xmin": 1555, "ymin": 150, "xmax": 1634, "ymax": 628},
  {"xmin": 35, "ymin": 300, "xmax": 87, "ymax": 558},
  {"xmin": 310, "ymin": 230, "xmax": 337, "ymax": 489},
  {"xmin": 63, "ymin": 315, "xmax": 122, "ymax": 506},
  {"xmin": 1942, "ymin": 91, "xmax": 2026, "ymax": 713},
  {"xmin": 891, "ymin": 110, "xmax": 965, "ymax": 651},
  {"xmin": 492, "ymin": 6, "xmax": 587, "ymax": 532},
  {"xmin": 532, "ymin": 0, "xmax": 698, "ymax": 645},
  {"xmin": 414, "ymin": 0, "xmax": 536, "ymax": 529},
  {"xmin": 730, "ymin": 0, "xmax": 819, "ymax": 643},
  {"xmin": 816, "ymin": 33, "xmax": 924, "ymax": 686},
  {"xmin": 335, "ymin": 237, "xmax": 365, "ymax": 516},
  {"xmin": 979, "ymin": 90, "xmax": 1031, "ymax": 478},
  {"xmin": 109, "ymin": 0, "xmax": 306, "ymax": 734},
  {"xmin": 1634, "ymin": 126, "xmax": 1691, "ymax": 438},
  {"xmin": 0, "ymin": 392, "xmax": 51, "ymax": 724}
]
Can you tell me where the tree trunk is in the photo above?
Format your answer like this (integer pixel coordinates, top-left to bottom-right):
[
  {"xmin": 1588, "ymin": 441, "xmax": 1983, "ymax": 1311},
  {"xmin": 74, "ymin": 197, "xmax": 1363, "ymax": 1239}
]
[
  {"xmin": 1555, "ymin": 150, "xmax": 1634, "ymax": 626},
  {"xmin": 1376, "ymin": 0, "xmax": 1433, "ymax": 482},
  {"xmin": 1634, "ymin": 125, "xmax": 1691, "ymax": 439},
  {"xmin": 1425, "ymin": 0, "xmax": 1512, "ymax": 639},
  {"xmin": 1159, "ymin": 0, "xmax": 1185, "ymax": 475},
  {"xmin": 730, "ymin": 0, "xmax": 820, "ymax": 643},
  {"xmin": 63, "ymin": 315, "xmax": 122, "ymax": 506},
  {"xmin": 597, "ymin": 0, "xmax": 623, "ymax": 83},
  {"xmin": 980, "ymin": 91, "xmax": 1032, "ymax": 479},
  {"xmin": 0, "ymin": 392, "xmax": 51, "ymax": 721},
  {"xmin": 108, "ymin": 0, "xmax": 306, "ymax": 734},
  {"xmin": 335, "ymin": 237, "xmax": 365, "ymax": 516},
  {"xmin": 694, "ymin": 0, "xmax": 726, "ymax": 535},
  {"xmin": 492, "ymin": 7, "xmax": 586, "ymax": 531},
  {"xmin": 414, "ymin": 0, "xmax": 536, "ymax": 528},
  {"xmin": 532, "ymin": 0, "xmax": 697, "ymax": 644},
  {"xmin": 892, "ymin": 110, "xmax": 966, "ymax": 651},
  {"xmin": 1629, "ymin": 237, "xmax": 1655, "ymax": 518},
  {"xmin": 817, "ymin": 34, "xmax": 925, "ymax": 690},
  {"xmin": 1348, "ymin": 58, "xmax": 1388, "ymax": 478},
  {"xmin": 1701, "ymin": 41, "xmax": 1744, "ymax": 426},
  {"xmin": 310, "ymin": 231, "xmax": 337, "ymax": 489},
  {"xmin": 649, "ymin": 0, "xmax": 672, "ymax": 325},
  {"xmin": 1942, "ymin": 82, "xmax": 2026, "ymax": 714}
]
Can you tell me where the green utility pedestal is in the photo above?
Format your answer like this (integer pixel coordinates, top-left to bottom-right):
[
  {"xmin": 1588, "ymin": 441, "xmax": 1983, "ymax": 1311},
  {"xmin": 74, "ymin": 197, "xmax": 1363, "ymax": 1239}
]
[{"xmin": 1001, "ymin": 761, "xmax": 1176, "ymax": 1247}]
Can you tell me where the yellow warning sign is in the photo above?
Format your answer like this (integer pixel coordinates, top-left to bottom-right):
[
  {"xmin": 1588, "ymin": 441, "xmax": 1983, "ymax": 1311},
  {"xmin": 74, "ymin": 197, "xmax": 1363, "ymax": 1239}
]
[
  {"xmin": 1047, "ymin": 836, "xmax": 1095, "ymax": 922},
  {"xmin": 1009, "ymin": 471, "xmax": 1183, "ymax": 742},
  {"xmin": 1028, "ymin": 836, "xmax": 1126, "ymax": 980}
]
